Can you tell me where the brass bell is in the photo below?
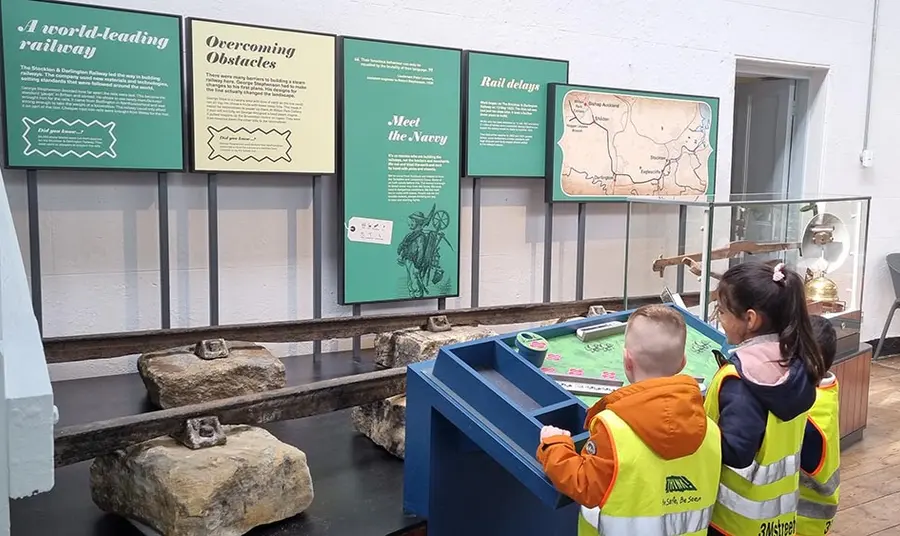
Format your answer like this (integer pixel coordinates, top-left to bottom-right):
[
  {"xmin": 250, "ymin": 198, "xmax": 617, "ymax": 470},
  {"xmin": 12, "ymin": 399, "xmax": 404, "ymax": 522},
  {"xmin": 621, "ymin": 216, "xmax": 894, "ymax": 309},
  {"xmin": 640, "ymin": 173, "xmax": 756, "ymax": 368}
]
[{"xmin": 804, "ymin": 272, "xmax": 840, "ymax": 303}]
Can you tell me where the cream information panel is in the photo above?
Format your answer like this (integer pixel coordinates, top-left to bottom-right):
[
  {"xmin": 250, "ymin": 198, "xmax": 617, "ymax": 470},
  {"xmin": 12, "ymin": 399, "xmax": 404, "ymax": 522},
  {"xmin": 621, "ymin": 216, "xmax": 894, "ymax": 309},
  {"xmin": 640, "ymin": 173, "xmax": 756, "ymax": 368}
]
[{"xmin": 190, "ymin": 19, "xmax": 335, "ymax": 173}]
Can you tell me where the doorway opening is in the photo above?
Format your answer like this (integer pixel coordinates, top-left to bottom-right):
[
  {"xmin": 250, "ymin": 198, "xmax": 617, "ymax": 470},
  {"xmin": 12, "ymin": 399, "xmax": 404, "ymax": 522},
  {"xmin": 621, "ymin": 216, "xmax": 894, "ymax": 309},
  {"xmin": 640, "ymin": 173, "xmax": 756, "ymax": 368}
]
[
  {"xmin": 731, "ymin": 75, "xmax": 806, "ymax": 201},
  {"xmin": 729, "ymin": 59, "xmax": 828, "ymax": 266}
]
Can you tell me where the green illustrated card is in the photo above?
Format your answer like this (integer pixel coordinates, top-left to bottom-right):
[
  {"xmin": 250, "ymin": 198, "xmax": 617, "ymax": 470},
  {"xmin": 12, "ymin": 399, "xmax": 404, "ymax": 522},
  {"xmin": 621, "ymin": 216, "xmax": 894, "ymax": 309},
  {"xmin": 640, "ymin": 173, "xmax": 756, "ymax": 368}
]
[
  {"xmin": 465, "ymin": 52, "xmax": 567, "ymax": 178},
  {"xmin": 341, "ymin": 38, "xmax": 461, "ymax": 304},
  {"xmin": 1, "ymin": 0, "xmax": 184, "ymax": 170},
  {"xmin": 546, "ymin": 83, "xmax": 719, "ymax": 202}
]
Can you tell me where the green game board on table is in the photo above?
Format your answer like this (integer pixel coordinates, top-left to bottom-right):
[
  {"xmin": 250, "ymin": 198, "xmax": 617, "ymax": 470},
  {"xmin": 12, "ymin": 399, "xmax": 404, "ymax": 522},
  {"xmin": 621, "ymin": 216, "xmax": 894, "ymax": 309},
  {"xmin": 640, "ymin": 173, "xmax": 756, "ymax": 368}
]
[{"xmin": 535, "ymin": 325, "xmax": 721, "ymax": 406}]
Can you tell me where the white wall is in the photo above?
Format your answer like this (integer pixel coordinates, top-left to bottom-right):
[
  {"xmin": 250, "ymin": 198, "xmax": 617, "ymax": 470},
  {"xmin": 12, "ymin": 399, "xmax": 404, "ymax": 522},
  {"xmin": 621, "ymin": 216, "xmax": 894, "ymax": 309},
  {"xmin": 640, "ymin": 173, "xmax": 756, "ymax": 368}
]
[
  {"xmin": 4, "ymin": 0, "xmax": 892, "ymax": 381},
  {"xmin": 862, "ymin": 0, "xmax": 900, "ymax": 342}
]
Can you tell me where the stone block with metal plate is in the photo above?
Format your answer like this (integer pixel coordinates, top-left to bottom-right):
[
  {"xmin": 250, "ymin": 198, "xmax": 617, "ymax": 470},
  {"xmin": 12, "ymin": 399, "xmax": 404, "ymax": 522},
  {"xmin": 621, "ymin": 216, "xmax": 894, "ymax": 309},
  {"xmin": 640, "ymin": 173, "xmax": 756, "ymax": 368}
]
[
  {"xmin": 373, "ymin": 320, "xmax": 497, "ymax": 369},
  {"xmin": 353, "ymin": 317, "xmax": 496, "ymax": 458},
  {"xmin": 172, "ymin": 416, "xmax": 228, "ymax": 450},
  {"xmin": 138, "ymin": 340, "xmax": 286, "ymax": 409},
  {"xmin": 90, "ymin": 423, "xmax": 314, "ymax": 536}
]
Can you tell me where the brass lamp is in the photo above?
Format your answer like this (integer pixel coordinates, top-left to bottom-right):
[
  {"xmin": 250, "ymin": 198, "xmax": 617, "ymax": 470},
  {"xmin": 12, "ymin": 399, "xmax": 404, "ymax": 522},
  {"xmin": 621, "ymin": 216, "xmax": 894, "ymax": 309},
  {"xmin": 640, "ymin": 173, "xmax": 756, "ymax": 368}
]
[
  {"xmin": 799, "ymin": 212, "xmax": 849, "ymax": 313},
  {"xmin": 805, "ymin": 268, "xmax": 840, "ymax": 303}
]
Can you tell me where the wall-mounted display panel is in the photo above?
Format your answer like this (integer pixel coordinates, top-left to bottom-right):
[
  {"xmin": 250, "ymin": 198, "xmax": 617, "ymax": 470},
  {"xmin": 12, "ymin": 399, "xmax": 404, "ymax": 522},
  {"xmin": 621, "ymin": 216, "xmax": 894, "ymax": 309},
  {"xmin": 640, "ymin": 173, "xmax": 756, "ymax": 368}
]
[
  {"xmin": 188, "ymin": 18, "xmax": 336, "ymax": 174},
  {"xmin": 464, "ymin": 52, "xmax": 567, "ymax": 178},
  {"xmin": 340, "ymin": 37, "xmax": 462, "ymax": 304},
  {"xmin": 1, "ymin": 0, "xmax": 184, "ymax": 170},
  {"xmin": 546, "ymin": 83, "xmax": 719, "ymax": 202}
]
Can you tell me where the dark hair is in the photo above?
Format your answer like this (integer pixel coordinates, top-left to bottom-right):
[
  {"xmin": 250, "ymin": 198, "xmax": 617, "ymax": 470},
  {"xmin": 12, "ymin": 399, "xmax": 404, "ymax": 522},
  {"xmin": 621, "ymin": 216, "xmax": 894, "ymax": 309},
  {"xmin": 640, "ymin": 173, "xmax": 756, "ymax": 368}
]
[
  {"xmin": 809, "ymin": 315, "xmax": 837, "ymax": 371},
  {"xmin": 717, "ymin": 261, "xmax": 826, "ymax": 383}
]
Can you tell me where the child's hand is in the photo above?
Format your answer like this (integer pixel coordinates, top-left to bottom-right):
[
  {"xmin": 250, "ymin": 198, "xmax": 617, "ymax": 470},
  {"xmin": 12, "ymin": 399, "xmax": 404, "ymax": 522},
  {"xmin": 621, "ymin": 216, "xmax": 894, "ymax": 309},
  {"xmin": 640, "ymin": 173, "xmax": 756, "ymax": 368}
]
[{"xmin": 540, "ymin": 425, "xmax": 571, "ymax": 440}]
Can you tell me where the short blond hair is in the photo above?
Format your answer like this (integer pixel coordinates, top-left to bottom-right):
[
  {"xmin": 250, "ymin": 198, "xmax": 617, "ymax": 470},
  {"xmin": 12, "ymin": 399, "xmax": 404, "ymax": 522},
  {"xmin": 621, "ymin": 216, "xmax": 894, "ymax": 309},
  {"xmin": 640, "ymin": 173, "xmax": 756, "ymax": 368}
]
[{"xmin": 624, "ymin": 305, "xmax": 687, "ymax": 375}]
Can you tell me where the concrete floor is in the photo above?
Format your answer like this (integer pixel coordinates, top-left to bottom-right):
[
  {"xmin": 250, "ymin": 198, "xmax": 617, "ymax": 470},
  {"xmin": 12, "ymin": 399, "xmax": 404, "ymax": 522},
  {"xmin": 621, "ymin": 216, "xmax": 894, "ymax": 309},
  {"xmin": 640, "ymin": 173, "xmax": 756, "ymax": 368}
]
[{"xmin": 832, "ymin": 355, "xmax": 900, "ymax": 535}]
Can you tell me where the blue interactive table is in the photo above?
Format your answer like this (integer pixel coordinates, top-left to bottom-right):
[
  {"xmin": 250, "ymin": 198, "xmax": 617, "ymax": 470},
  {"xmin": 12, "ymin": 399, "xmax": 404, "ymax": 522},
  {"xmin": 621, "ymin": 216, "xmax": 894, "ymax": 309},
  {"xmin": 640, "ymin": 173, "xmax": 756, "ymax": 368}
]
[{"xmin": 403, "ymin": 304, "xmax": 727, "ymax": 536}]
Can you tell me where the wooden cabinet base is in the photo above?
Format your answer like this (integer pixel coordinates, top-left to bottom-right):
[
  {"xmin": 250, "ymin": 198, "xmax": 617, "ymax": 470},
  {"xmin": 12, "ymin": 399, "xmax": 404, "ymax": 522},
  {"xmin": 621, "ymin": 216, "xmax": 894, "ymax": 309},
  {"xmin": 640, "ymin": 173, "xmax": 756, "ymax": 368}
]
[
  {"xmin": 833, "ymin": 343, "xmax": 872, "ymax": 450},
  {"xmin": 840, "ymin": 429, "xmax": 865, "ymax": 450}
]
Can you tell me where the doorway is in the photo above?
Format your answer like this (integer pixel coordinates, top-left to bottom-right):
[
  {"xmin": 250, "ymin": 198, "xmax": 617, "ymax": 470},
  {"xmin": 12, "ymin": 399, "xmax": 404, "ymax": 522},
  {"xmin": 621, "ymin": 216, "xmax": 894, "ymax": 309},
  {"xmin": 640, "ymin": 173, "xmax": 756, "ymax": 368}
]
[
  {"xmin": 731, "ymin": 77, "xmax": 799, "ymax": 202},
  {"xmin": 730, "ymin": 72, "xmax": 815, "ymax": 265}
]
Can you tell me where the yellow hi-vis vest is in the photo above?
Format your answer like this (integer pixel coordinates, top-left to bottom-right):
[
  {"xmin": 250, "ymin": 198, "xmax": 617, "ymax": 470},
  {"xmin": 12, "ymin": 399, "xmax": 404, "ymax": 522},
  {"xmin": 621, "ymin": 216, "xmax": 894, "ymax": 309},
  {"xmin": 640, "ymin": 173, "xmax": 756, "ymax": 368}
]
[
  {"xmin": 797, "ymin": 377, "xmax": 840, "ymax": 535},
  {"xmin": 576, "ymin": 408, "xmax": 721, "ymax": 535},
  {"xmin": 704, "ymin": 364, "xmax": 808, "ymax": 536}
]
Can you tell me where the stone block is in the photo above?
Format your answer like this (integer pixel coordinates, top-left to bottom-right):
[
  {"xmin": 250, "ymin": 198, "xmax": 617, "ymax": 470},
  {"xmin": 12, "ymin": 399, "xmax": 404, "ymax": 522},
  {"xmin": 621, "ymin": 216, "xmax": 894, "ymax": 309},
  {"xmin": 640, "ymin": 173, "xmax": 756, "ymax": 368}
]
[
  {"xmin": 373, "ymin": 328, "xmax": 418, "ymax": 367},
  {"xmin": 362, "ymin": 326, "xmax": 495, "ymax": 457},
  {"xmin": 138, "ymin": 342, "xmax": 285, "ymax": 409},
  {"xmin": 90, "ymin": 425, "xmax": 313, "ymax": 536},
  {"xmin": 374, "ymin": 326, "xmax": 497, "ymax": 369},
  {"xmin": 350, "ymin": 395, "xmax": 407, "ymax": 459}
]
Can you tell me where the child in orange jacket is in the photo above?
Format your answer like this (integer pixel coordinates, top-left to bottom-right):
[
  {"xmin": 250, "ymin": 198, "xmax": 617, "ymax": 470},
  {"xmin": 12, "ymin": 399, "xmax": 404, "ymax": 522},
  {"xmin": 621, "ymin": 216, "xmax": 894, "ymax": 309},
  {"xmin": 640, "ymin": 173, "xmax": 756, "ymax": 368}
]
[{"xmin": 536, "ymin": 305, "xmax": 721, "ymax": 535}]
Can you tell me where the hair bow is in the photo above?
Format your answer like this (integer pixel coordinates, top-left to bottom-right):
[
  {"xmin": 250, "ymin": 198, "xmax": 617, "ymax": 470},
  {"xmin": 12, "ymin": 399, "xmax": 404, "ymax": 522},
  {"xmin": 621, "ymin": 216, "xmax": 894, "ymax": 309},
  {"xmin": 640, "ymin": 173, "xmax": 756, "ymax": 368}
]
[{"xmin": 772, "ymin": 262, "xmax": 785, "ymax": 283}]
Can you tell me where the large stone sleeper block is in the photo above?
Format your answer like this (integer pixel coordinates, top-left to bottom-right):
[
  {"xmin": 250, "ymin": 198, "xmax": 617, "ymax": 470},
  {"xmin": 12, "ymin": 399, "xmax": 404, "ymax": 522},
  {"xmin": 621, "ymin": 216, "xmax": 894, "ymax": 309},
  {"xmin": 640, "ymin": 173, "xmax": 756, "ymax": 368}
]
[
  {"xmin": 351, "ymin": 395, "xmax": 407, "ymax": 458},
  {"xmin": 360, "ymin": 326, "xmax": 496, "ymax": 457},
  {"xmin": 374, "ymin": 328, "xmax": 419, "ymax": 367},
  {"xmin": 374, "ymin": 325, "xmax": 497, "ymax": 369},
  {"xmin": 90, "ymin": 425, "xmax": 313, "ymax": 536},
  {"xmin": 138, "ymin": 341, "xmax": 286, "ymax": 408}
]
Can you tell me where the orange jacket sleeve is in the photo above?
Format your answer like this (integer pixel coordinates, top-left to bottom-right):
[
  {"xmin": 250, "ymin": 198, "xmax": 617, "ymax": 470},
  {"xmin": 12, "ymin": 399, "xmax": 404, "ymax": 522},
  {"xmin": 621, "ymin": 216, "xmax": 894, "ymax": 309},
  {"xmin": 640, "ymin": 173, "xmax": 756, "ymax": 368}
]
[{"xmin": 535, "ymin": 413, "xmax": 616, "ymax": 508}]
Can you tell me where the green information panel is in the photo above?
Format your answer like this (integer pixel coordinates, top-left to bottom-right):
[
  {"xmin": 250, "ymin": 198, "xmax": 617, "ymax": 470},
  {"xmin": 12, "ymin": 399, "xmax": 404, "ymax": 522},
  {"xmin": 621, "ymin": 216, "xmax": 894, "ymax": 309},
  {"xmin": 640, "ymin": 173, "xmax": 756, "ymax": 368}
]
[
  {"xmin": 341, "ymin": 38, "xmax": 461, "ymax": 304},
  {"xmin": 1, "ymin": 0, "xmax": 184, "ymax": 170},
  {"xmin": 465, "ymin": 52, "xmax": 567, "ymax": 178},
  {"xmin": 546, "ymin": 83, "xmax": 719, "ymax": 202}
]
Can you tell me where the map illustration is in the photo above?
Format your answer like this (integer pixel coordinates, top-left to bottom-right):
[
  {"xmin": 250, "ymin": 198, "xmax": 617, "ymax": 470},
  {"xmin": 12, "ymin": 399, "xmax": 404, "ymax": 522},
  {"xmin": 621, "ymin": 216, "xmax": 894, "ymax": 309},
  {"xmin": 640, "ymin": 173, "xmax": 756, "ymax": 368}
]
[{"xmin": 555, "ymin": 88, "xmax": 716, "ymax": 198}]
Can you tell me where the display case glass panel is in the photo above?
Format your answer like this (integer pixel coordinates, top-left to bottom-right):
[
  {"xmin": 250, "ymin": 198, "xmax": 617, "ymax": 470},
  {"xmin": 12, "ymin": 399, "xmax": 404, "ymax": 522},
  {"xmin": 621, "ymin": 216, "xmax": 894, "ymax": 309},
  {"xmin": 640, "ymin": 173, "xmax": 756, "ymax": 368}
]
[{"xmin": 623, "ymin": 193, "xmax": 871, "ymax": 337}]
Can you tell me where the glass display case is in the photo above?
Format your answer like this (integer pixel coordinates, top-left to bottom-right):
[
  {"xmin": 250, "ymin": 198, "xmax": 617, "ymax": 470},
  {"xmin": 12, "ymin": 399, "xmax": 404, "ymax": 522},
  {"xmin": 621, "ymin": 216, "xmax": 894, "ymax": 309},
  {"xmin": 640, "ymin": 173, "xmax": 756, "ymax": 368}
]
[{"xmin": 621, "ymin": 193, "xmax": 871, "ymax": 341}]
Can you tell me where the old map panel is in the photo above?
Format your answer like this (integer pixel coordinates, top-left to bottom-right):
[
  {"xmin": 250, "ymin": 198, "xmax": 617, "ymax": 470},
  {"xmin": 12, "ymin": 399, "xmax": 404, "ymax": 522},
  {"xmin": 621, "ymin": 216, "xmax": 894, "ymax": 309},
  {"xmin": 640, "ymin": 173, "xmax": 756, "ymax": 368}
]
[{"xmin": 547, "ymin": 84, "xmax": 719, "ymax": 202}]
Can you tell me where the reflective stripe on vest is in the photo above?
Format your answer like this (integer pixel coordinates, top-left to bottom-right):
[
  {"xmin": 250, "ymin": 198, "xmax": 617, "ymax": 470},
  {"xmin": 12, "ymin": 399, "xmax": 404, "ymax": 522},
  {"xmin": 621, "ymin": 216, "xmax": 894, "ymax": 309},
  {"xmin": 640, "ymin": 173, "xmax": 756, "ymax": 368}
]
[
  {"xmin": 716, "ymin": 485, "xmax": 799, "ymax": 520},
  {"xmin": 798, "ymin": 379, "xmax": 841, "ymax": 535},
  {"xmin": 580, "ymin": 407, "xmax": 721, "ymax": 536},
  {"xmin": 731, "ymin": 451, "xmax": 800, "ymax": 486},
  {"xmin": 579, "ymin": 507, "xmax": 599, "ymax": 536},
  {"xmin": 599, "ymin": 507, "xmax": 714, "ymax": 535},
  {"xmin": 705, "ymin": 364, "xmax": 807, "ymax": 535},
  {"xmin": 798, "ymin": 498, "xmax": 838, "ymax": 520},
  {"xmin": 800, "ymin": 468, "xmax": 840, "ymax": 496},
  {"xmin": 581, "ymin": 504, "xmax": 716, "ymax": 535}
]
